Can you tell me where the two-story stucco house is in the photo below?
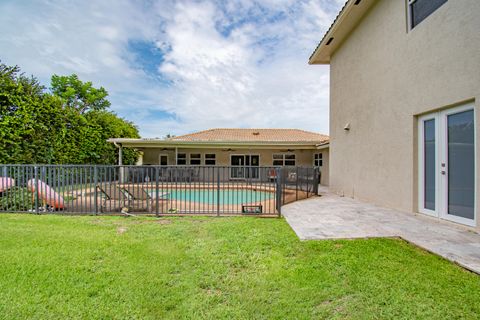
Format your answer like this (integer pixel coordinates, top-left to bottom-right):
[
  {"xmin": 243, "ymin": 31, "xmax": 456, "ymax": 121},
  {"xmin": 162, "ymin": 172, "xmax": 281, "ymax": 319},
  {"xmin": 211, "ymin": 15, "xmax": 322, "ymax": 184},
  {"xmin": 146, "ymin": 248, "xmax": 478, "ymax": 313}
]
[{"xmin": 310, "ymin": 0, "xmax": 480, "ymax": 228}]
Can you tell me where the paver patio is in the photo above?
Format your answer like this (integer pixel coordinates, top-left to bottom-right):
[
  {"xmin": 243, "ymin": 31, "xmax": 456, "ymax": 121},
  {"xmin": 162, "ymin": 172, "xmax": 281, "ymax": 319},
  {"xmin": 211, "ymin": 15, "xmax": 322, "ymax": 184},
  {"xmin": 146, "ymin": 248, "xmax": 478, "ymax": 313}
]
[{"xmin": 283, "ymin": 188, "xmax": 480, "ymax": 274}]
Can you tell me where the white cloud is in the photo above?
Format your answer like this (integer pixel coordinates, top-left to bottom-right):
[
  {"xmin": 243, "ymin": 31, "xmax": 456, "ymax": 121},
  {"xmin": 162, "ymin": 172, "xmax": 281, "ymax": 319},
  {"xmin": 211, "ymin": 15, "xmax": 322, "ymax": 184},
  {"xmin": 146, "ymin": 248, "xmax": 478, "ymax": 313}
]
[{"xmin": 0, "ymin": 0, "xmax": 340, "ymax": 138}]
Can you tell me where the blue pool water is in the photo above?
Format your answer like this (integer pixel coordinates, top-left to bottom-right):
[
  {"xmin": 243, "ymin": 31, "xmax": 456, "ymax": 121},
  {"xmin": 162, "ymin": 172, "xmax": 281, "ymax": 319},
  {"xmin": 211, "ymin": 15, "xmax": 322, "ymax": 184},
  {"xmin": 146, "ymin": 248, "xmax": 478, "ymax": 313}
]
[{"xmin": 151, "ymin": 189, "xmax": 274, "ymax": 205}]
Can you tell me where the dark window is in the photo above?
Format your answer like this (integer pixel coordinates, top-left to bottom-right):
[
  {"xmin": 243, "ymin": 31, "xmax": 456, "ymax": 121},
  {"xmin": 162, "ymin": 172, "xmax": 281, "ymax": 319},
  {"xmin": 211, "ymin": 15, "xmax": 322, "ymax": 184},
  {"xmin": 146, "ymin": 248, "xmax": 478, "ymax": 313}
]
[
  {"xmin": 284, "ymin": 154, "xmax": 296, "ymax": 166},
  {"xmin": 177, "ymin": 153, "xmax": 186, "ymax": 165},
  {"xmin": 205, "ymin": 154, "xmax": 216, "ymax": 165},
  {"xmin": 273, "ymin": 154, "xmax": 283, "ymax": 166},
  {"xmin": 314, "ymin": 153, "xmax": 323, "ymax": 167},
  {"xmin": 410, "ymin": 0, "xmax": 447, "ymax": 29},
  {"xmin": 190, "ymin": 153, "xmax": 201, "ymax": 165},
  {"xmin": 273, "ymin": 154, "xmax": 296, "ymax": 166}
]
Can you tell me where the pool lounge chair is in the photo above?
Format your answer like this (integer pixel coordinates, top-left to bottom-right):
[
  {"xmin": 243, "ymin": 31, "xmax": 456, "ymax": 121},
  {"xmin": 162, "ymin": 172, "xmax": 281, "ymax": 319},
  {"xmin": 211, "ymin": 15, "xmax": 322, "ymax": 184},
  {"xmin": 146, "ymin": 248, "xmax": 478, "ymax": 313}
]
[
  {"xmin": 96, "ymin": 184, "xmax": 130, "ymax": 213},
  {"xmin": 122, "ymin": 185, "xmax": 169, "ymax": 213},
  {"xmin": 268, "ymin": 169, "xmax": 277, "ymax": 181}
]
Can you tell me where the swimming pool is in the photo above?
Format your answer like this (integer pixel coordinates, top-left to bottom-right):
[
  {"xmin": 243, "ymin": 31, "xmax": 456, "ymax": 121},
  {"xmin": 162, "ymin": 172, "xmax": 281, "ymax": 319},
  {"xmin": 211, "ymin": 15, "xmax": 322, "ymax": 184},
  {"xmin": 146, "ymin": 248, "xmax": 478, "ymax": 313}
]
[{"xmin": 150, "ymin": 189, "xmax": 274, "ymax": 205}]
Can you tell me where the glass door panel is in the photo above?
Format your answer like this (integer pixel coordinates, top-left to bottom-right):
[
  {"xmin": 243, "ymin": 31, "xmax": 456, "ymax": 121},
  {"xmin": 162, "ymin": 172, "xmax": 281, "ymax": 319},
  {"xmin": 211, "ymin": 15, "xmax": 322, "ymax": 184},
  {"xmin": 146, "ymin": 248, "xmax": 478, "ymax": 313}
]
[
  {"xmin": 424, "ymin": 119, "xmax": 436, "ymax": 211},
  {"xmin": 245, "ymin": 155, "xmax": 260, "ymax": 179},
  {"xmin": 446, "ymin": 110, "xmax": 475, "ymax": 220},
  {"xmin": 159, "ymin": 155, "xmax": 169, "ymax": 178},
  {"xmin": 419, "ymin": 115, "xmax": 438, "ymax": 216},
  {"xmin": 159, "ymin": 155, "xmax": 168, "ymax": 166},
  {"xmin": 231, "ymin": 155, "xmax": 244, "ymax": 179}
]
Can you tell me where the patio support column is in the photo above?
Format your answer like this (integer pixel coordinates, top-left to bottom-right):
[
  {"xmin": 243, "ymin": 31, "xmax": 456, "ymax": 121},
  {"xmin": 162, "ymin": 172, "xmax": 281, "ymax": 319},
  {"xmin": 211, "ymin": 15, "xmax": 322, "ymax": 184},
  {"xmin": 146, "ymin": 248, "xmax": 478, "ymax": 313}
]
[
  {"xmin": 118, "ymin": 144, "xmax": 123, "ymax": 166},
  {"xmin": 175, "ymin": 147, "xmax": 178, "ymax": 165},
  {"xmin": 136, "ymin": 151, "xmax": 144, "ymax": 165},
  {"xmin": 118, "ymin": 143, "xmax": 124, "ymax": 183}
]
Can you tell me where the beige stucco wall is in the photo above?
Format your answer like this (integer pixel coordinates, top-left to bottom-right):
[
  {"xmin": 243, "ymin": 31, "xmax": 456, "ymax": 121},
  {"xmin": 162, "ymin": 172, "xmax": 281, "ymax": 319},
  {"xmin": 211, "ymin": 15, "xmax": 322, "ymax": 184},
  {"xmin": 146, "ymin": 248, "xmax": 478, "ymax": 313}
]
[
  {"xmin": 329, "ymin": 0, "xmax": 480, "ymax": 227},
  {"xmin": 139, "ymin": 147, "xmax": 329, "ymax": 185}
]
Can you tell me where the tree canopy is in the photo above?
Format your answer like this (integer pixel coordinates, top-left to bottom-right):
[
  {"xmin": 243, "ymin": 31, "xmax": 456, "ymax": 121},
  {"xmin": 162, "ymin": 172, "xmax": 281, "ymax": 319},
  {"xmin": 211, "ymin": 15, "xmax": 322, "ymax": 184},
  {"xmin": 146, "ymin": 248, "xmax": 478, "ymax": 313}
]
[
  {"xmin": 0, "ymin": 62, "xmax": 139, "ymax": 165},
  {"xmin": 50, "ymin": 74, "xmax": 111, "ymax": 114}
]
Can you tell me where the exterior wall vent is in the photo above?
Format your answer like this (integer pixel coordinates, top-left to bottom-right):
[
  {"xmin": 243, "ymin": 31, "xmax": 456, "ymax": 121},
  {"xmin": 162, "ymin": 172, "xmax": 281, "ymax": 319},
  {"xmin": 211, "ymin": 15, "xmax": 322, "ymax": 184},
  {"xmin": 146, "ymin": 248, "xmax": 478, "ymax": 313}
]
[{"xmin": 326, "ymin": 37, "xmax": 334, "ymax": 45}]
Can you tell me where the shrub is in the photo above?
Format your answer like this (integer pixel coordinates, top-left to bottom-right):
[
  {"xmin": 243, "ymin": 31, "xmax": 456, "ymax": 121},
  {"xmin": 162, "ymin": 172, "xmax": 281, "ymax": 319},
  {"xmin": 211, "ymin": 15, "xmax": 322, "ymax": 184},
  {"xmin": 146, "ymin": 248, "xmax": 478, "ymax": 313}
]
[{"xmin": 0, "ymin": 187, "xmax": 33, "ymax": 212}]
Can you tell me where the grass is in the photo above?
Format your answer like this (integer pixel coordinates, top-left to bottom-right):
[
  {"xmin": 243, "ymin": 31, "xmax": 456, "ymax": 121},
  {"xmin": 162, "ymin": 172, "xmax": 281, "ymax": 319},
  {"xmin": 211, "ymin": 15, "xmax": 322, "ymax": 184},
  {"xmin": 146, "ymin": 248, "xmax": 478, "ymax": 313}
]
[{"xmin": 0, "ymin": 215, "xmax": 479, "ymax": 319}]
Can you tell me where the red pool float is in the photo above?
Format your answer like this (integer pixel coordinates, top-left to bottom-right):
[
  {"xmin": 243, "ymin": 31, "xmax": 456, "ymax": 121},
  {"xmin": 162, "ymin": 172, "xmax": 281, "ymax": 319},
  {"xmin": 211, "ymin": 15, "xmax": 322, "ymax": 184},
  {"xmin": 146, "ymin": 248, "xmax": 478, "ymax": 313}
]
[
  {"xmin": 0, "ymin": 177, "xmax": 15, "ymax": 193},
  {"xmin": 27, "ymin": 179, "xmax": 65, "ymax": 210}
]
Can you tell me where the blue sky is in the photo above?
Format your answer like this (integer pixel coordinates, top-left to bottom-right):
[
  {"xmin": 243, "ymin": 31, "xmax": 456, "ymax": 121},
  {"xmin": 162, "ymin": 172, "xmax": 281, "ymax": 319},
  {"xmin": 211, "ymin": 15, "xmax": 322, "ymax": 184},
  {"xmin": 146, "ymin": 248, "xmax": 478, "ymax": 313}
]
[{"xmin": 0, "ymin": 0, "xmax": 343, "ymax": 137}]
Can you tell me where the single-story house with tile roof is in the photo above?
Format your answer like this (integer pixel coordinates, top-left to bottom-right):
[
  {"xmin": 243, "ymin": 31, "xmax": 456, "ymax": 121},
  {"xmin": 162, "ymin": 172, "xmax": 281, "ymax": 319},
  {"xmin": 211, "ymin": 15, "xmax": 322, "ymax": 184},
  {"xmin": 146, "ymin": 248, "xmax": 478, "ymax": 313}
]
[
  {"xmin": 108, "ymin": 128, "xmax": 330, "ymax": 185},
  {"xmin": 309, "ymin": 0, "xmax": 479, "ymax": 228}
]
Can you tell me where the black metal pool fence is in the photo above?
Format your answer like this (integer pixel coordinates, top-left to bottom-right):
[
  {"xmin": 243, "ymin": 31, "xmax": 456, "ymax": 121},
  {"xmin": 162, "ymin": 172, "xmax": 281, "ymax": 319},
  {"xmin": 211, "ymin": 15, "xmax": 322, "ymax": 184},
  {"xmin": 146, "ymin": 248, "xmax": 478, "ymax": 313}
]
[{"xmin": 0, "ymin": 165, "xmax": 319, "ymax": 216}]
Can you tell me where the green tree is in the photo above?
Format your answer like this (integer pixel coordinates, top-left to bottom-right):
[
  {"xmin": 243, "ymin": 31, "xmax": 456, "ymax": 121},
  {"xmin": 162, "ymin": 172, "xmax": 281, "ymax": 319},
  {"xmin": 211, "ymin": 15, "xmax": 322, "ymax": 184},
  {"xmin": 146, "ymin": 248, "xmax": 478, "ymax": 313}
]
[
  {"xmin": 0, "ymin": 63, "xmax": 140, "ymax": 165},
  {"xmin": 50, "ymin": 74, "xmax": 111, "ymax": 114},
  {"xmin": 84, "ymin": 111, "xmax": 140, "ymax": 165},
  {"xmin": 0, "ymin": 63, "xmax": 50, "ymax": 163}
]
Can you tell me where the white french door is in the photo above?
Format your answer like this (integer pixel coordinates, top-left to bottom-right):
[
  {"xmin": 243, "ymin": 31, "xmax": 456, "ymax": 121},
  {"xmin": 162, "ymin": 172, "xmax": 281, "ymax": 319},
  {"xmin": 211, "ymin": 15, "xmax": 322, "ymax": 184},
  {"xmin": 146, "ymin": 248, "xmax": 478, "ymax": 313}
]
[{"xmin": 418, "ymin": 103, "xmax": 476, "ymax": 226}]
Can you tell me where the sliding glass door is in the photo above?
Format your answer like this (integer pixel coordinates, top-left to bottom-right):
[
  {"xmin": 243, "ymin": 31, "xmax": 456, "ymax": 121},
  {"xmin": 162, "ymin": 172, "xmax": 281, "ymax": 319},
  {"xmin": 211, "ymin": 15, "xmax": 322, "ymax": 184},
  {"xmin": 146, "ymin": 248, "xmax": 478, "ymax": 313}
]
[
  {"xmin": 419, "ymin": 103, "xmax": 476, "ymax": 226},
  {"xmin": 230, "ymin": 155, "xmax": 245, "ymax": 179},
  {"xmin": 230, "ymin": 155, "xmax": 260, "ymax": 179}
]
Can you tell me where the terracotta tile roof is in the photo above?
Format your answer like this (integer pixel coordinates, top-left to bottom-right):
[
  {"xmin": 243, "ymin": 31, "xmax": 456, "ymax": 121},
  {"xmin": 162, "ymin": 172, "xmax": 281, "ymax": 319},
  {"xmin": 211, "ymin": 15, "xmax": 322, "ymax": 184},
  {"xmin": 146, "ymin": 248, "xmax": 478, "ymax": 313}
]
[{"xmin": 170, "ymin": 129, "xmax": 329, "ymax": 143}]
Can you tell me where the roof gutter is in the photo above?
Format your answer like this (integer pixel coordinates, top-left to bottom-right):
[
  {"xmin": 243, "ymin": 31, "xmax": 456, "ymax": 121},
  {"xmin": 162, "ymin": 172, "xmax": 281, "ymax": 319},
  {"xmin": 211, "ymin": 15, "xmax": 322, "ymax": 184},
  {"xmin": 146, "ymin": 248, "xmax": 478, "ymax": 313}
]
[
  {"xmin": 315, "ymin": 143, "xmax": 330, "ymax": 150},
  {"xmin": 107, "ymin": 138, "xmax": 329, "ymax": 147},
  {"xmin": 108, "ymin": 141, "xmax": 328, "ymax": 146}
]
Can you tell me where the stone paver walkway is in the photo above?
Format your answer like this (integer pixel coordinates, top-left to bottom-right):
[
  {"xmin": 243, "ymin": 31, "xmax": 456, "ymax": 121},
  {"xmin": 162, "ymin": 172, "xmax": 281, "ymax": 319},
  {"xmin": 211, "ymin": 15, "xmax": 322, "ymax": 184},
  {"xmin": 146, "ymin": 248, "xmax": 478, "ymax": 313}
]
[{"xmin": 283, "ymin": 190, "xmax": 480, "ymax": 274}]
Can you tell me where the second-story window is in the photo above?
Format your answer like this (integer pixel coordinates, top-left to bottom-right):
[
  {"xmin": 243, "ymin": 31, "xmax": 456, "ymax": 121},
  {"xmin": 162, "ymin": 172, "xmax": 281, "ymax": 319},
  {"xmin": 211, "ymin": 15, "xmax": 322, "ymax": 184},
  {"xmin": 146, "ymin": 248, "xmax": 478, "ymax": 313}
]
[{"xmin": 408, "ymin": 0, "xmax": 447, "ymax": 29}]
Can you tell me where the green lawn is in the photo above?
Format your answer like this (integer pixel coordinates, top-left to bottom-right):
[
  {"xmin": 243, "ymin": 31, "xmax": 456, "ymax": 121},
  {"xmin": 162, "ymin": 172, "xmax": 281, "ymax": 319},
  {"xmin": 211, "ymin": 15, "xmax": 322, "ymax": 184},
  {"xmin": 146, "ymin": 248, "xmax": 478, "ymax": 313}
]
[{"xmin": 0, "ymin": 215, "xmax": 479, "ymax": 319}]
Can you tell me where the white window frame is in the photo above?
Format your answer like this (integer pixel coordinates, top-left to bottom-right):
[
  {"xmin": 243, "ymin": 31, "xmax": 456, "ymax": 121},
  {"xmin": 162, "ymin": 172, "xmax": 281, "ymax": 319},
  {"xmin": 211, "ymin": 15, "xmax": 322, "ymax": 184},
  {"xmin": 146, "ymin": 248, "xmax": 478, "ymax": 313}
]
[
  {"xmin": 407, "ymin": 0, "xmax": 448, "ymax": 31},
  {"xmin": 406, "ymin": 0, "xmax": 415, "ymax": 31},
  {"xmin": 205, "ymin": 153, "xmax": 216, "ymax": 165},
  {"xmin": 313, "ymin": 153, "xmax": 323, "ymax": 167},
  {"xmin": 272, "ymin": 153, "xmax": 296, "ymax": 167},
  {"xmin": 176, "ymin": 153, "xmax": 187, "ymax": 165},
  {"xmin": 189, "ymin": 153, "xmax": 202, "ymax": 166}
]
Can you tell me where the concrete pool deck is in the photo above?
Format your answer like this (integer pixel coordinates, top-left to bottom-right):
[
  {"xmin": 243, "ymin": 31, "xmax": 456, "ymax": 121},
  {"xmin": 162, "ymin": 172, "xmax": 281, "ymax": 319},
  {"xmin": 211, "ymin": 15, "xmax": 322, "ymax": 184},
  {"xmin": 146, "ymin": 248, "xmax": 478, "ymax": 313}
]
[{"xmin": 283, "ymin": 187, "xmax": 480, "ymax": 274}]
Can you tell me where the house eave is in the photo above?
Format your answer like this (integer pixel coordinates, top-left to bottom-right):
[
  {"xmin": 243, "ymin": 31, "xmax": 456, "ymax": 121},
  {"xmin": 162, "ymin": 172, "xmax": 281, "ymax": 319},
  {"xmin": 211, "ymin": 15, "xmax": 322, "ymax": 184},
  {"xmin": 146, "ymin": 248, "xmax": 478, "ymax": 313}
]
[
  {"xmin": 316, "ymin": 143, "xmax": 329, "ymax": 150},
  {"xmin": 308, "ymin": 0, "xmax": 377, "ymax": 65},
  {"xmin": 107, "ymin": 138, "xmax": 328, "ymax": 150}
]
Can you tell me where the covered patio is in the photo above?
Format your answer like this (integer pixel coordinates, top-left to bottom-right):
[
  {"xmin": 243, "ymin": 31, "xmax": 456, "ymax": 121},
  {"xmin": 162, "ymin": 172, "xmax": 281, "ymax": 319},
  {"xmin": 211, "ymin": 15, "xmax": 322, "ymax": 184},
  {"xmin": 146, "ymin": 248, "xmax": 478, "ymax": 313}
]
[
  {"xmin": 283, "ymin": 187, "xmax": 480, "ymax": 274},
  {"xmin": 107, "ymin": 129, "xmax": 330, "ymax": 185}
]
